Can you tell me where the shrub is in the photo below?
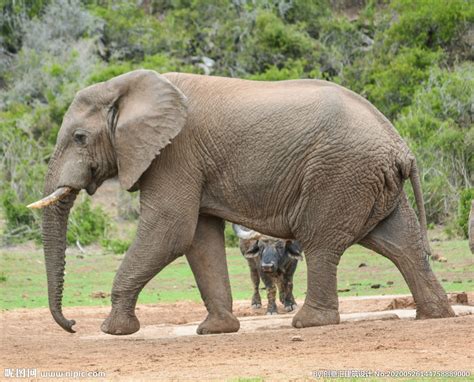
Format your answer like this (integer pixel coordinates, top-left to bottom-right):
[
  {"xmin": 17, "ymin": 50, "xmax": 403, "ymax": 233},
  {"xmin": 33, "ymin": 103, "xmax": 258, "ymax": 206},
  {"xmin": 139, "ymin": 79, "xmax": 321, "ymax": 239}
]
[
  {"xmin": 245, "ymin": 10, "xmax": 317, "ymax": 73},
  {"xmin": 364, "ymin": 47, "xmax": 441, "ymax": 119},
  {"xmin": 387, "ymin": 0, "xmax": 474, "ymax": 58},
  {"xmin": 458, "ymin": 189, "xmax": 474, "ymax": 239},
  {"xmin": 101, "ymin": 237, "xmax": 131, "ymax": 255},
  {"xmin": 67, "ymin": 196, "xmax": 110, "ymax": 246},
  {"xmin": 396, "ymin": 64, "xmax": 473, "ymax": 224},
  {"xmin": 0, "ymin": 108, "xmax": 48, "ymax": 244},
  {"xmin": 88, "ymin": 1, "xmax": 164, "ymax": 61},
  {"xmin": 224, "ymin": 222, "xmax": 239, "ymax": 248}
]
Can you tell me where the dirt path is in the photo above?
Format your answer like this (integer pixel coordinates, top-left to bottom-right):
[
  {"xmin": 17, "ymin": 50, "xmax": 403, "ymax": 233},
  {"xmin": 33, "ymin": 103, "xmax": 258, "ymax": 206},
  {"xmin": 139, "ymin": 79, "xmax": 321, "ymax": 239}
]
[{"xmin": 1, "ymin": 296, "xmax": 473, "ymax": 381}]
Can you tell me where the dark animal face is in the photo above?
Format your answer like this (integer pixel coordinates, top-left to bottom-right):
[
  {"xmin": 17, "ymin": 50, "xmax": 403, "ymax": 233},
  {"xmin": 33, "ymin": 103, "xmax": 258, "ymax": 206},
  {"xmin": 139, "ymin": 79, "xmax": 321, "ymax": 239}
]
[{"xmin": 245, "ymin": 239, "xmax": 302, "ymax": 274}]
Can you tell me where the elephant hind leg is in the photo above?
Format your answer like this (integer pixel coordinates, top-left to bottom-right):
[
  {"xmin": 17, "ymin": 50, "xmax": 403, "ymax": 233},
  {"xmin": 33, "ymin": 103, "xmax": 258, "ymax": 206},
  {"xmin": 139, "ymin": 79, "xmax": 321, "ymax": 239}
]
[
  {"xmin": 359, "ymin": 195, "xmax": 455, "ymax": 319},
  {"xmin": 292, "ymin": 246, "xmax": 342, "ymax": 328}
]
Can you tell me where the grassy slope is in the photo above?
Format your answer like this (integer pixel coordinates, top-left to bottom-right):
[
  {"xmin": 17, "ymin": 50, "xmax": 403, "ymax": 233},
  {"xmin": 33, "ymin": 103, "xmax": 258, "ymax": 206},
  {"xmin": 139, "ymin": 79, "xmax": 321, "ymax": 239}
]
[{"xmin": 0, "ymin": 240, "xmax": 472, "ymax": 310}]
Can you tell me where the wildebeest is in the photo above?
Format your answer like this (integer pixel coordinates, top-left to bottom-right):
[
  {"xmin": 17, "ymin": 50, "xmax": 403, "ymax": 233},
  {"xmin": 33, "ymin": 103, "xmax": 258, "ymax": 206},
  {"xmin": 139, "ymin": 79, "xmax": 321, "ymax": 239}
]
[{"xmin": 233, "ymin": 224, "xmax": 302, "ymax": 315}]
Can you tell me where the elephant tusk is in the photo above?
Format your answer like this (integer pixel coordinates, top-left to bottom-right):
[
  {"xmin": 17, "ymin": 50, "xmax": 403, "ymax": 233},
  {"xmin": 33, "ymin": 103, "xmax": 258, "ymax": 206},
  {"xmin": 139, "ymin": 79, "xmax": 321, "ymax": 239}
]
[
  {"xmin": 232, "ymin": 224, "xmax": 263, "ymax": 240},
  {"xmin": 27, "ymin": 187, "xmax": 73, "ymax": 209}
]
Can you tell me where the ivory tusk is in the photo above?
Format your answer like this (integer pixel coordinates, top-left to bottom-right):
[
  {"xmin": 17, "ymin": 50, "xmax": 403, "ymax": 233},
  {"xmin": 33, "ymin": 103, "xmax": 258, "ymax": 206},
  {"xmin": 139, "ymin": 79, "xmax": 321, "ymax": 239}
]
[{"xmin": 27, "ymin": 187, "xmax": 73, "ymax": 209}]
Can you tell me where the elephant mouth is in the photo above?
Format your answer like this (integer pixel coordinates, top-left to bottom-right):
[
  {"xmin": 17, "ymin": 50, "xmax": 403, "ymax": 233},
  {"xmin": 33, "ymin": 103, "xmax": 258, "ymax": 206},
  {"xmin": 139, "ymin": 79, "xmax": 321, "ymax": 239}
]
[
  {"xmin": 86, "ymin": 181, "xmax": 98, "ymax": 196},
  {"xmin": 27, "ymin": 186, "xmax": 75, "ymax": 209}
]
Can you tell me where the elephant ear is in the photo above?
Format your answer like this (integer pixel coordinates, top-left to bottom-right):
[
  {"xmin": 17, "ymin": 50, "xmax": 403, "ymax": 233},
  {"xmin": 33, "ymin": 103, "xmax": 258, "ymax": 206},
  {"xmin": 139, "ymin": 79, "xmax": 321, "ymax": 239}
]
[{"xmin": 105, "ymin": 70, "xmax": 187, "ymax": 191}]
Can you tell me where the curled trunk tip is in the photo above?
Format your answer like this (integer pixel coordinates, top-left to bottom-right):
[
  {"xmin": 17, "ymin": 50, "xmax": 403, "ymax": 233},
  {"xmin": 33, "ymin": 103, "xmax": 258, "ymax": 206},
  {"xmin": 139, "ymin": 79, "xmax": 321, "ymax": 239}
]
[{"xmin": 51, "ymin": 310, "xmax": 76, "ymax": 333}]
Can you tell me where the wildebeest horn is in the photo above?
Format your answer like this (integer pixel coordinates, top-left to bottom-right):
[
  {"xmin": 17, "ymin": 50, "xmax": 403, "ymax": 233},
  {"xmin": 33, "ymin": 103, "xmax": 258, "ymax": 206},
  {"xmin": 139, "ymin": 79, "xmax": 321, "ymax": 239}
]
[
  {"xmin": 232, "ymin": 224, "xmax": 262, "ymax": 240},
  {"xmin": 27, "ymin": 187, "xmax": 73, "ymax": 209}
]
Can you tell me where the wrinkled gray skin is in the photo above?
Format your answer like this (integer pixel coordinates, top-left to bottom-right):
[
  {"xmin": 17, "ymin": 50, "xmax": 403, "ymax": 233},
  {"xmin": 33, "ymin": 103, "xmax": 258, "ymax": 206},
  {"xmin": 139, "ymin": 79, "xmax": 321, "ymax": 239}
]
[
  {"xmin": 40, "ymin": 70, "xmax": 455, "ymax": 335},
  {"xmin": 239, "ymin": 237, "xmax": 301, "ymax": 314}
]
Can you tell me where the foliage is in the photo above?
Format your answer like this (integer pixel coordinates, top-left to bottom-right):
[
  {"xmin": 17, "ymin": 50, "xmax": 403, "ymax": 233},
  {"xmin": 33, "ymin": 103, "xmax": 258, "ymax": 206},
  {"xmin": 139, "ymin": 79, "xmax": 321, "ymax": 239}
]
[
  {"xmin": 67, "ymin": 196, "xmax": 110, "ymax": 246},
  {"xmin": 224, "ymin": 222, "xmax": 239, "ymax": 248},
  {"xmin": 101, "ymin": 236, "xmax": 131, "ymax": 254},
  {"xmin": 1, "ymin": 0, "xmax": 473, "ymax": 246},
  {"xmin": 396, "ymin": 64, "xmax": 473, "ymax": 223},
  {"xmin": 387, "ymin": 0, "xmax": 474, "ymax": 60},
  {"xmin": 458, "ymin": 189, "xmax": 474, "ymax": 239},
  {"xmin": 363, "ymin": 47, "xmax": 441, "ymax": 118}
]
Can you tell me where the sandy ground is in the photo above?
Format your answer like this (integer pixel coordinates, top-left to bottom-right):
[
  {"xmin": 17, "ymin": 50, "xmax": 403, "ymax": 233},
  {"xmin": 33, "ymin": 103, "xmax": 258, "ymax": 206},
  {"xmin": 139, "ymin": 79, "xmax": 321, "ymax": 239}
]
[{"xmin": 1, "ymin": 295, "xmax": 473, "ymax": 381}]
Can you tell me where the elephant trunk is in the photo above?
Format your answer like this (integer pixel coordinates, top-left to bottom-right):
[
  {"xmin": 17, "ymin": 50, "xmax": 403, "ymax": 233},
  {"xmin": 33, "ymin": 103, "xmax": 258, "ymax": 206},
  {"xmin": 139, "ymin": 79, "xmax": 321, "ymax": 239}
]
[{"xmin": 41, "ymin": 156, "xmax": 78, "ymax": 333}]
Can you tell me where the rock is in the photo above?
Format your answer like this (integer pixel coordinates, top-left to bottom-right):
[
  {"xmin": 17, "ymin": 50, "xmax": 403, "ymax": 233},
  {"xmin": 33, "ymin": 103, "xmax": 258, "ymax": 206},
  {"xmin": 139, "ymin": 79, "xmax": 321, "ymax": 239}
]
[
  {"xmin": 90, "ymin": 291, "xmax": 110, "ymax": 299},
  {"xmin": 291, "ymin": 335, "xmax": 304, "ymax": 342},
  {"xmin": 371, "ymin": 284, "xmax": 381, "ymax": 289},
  {"xmin": 358, "ymin": 263, "xmax": 367, "ymax": 268},
  {"xmin": 442, "ymin": 278, "xmax": 448, "ymax": 282},
  {"xmin": 448, "ymin": 292, "xmax": 468, "ymax": 305},
  {"xmin": 386, "ymin": 296, "xmax": 415, "ymax": 310},
  {"xmin": 338, "ymin": 288, "xmax": 351, "ymax": 292},
  {"xmin": 387, "ymin": 281, "xmax": 394, "ymax": 285},
  {"xmin": 453, "ymin": 280, "xmax": 463, "ymax": 284}
]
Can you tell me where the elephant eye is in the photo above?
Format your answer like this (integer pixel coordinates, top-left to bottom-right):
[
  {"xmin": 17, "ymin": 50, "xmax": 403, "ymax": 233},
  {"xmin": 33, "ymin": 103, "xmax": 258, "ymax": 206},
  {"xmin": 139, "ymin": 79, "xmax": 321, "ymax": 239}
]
[{"xmin": 73, "ymin": 130, "xmax": 88, "ymax": 146}]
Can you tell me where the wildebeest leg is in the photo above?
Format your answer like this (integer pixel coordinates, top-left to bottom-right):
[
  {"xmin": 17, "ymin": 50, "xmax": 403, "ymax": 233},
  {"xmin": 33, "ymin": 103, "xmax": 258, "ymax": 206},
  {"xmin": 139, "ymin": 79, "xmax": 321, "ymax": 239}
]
[
  {"xmin": 186, "ymin": 215, "xmax": 240, "ymax": 334},
  {"xmin": 249, "ymin": 260, "xmax": 262, "ymax": 309},
  {"xmin": 360, "ymin": 195, "xmax": 455, "ymax": 319},
  {"xmin": 261, "ymin": 273, "xmax": 278, "ymax": 315},
  {"xmin": 283, "ymin": 275, "xmax": 297, "ymax": 312},
  {"xmin": 276, "ymin": 277, "xmax": 285, "ymax": 304}
]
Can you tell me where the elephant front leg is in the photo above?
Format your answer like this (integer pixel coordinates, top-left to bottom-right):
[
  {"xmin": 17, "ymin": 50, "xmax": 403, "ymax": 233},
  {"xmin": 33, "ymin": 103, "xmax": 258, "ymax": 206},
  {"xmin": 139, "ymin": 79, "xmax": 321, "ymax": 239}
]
[
  {"xmin": 186, "ymin": 216, "xmax": 240, "ymax": 335},
  {"xmin": 101, "ymin": 240, "xmax": 179, "ymax": 335},
  {"xmin": 101, "ymin": 197, "xmax": 200, "ymax": 335},
  {"xmin": 292, "ymin": 249, "xmax": 341, "ymax": 328}
]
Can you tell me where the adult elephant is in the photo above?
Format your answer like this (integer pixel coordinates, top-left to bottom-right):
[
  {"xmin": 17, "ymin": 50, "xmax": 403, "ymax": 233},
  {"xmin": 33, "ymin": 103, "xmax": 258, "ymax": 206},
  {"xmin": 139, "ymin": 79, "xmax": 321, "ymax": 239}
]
[{"xmin": 29, "ymin": 70, "xmax": 455, "ymax": 335}]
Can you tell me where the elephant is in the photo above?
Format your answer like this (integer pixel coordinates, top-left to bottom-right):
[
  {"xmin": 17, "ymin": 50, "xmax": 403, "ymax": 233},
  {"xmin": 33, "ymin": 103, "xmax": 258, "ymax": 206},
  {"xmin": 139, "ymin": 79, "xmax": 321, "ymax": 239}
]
[{"xmin": 29, "ymin": 69, "xmax": 455, "ymax": 335}]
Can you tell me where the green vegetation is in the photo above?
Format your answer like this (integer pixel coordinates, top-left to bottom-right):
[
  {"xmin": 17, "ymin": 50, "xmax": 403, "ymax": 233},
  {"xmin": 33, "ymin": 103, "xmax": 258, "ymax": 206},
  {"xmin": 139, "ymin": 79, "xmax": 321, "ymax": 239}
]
[
  {"xmin": 1, "ymin": 0, "xmax": 473, "ymax": 247},
  {"xmin": 1, "ymin": 239, "xmax": 471, "ymax": 310}
]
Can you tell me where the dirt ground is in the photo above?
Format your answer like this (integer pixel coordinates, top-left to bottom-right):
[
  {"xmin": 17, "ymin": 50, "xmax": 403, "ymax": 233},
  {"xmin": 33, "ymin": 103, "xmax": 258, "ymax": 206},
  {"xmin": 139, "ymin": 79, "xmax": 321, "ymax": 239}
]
[{"xmin": 1, "ymin": 295, "xmax": 473, "ymax": 381}]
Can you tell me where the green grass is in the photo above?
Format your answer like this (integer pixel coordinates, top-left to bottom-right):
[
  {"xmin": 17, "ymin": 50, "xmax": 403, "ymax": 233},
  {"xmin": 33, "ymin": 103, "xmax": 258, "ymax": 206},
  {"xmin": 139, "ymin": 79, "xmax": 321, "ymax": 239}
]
[{"xmin": 0, "ymin": 240, "xmax": 472, "ymax": 310}]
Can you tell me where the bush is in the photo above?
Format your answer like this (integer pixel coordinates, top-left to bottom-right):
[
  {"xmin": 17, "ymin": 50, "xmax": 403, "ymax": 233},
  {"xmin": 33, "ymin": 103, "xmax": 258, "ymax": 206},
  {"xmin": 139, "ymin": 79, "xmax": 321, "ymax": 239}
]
[
  {"xmin": 458, "ymin": 189, "xmax": 474, "ymax": 239},
  {"xmin": 245, "ymin": 10, "xmax": 317, "ymax": 73},
  {"xmin": 67, "ymin": 196, "xmax": 110, "ymax": 246},
  {"xmin": 363, "ymin": 47, "xmax": 441, "ymax": 119},
  {"xmin": 0, "ymin": 107, "xmax": 48, "ymax": 244},
  {"xmin": 224, "ymin": 222, "xmax": 239, "ymax": 248},
  {"xmin": 88, "ymin": 1, "xmax": 164, "ymax": 61},
  {"xmin": 101, "ymin": 237, "xmax": 131, "ymax": 254},
  {"xmin": 387, "ymin": 0, "xmax": 474, "ymax": 58},
  {"xmin": 396, "ymin": 64, "xmax": 473, "ymax": 223}
]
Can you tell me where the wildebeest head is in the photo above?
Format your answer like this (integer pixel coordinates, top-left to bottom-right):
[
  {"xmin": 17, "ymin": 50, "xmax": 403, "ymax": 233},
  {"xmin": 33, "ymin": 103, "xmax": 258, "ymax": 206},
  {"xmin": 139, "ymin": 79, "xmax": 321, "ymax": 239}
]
[{"xmin": 233, "ymin": 225, "xmax": 303, "ymax": 275}]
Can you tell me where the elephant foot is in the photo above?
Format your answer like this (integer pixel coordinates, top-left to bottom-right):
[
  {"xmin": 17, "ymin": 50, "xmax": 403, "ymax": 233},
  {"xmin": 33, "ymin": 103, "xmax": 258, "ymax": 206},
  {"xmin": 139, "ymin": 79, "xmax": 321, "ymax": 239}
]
[
  {"xmin": 251, "ymin": 303, "xmax": 262, "ymax": 309},
  {"xmin": 266, "ymin": 310, "xmax": 278, "ymax": 315},
  {"xmin": 415, "ymin": 301, "xmax": 455, "ymax": 320},
  {"xmin": 292, "ymin": 304, "xmax": 340, "ymax": 328},
  {"xmin": 197, "ymin": 311, "xmax": 240, "ymax": 335},
  {"xmin": 101, "ymin": 308, "xmax": 140, "ymax": 335}
]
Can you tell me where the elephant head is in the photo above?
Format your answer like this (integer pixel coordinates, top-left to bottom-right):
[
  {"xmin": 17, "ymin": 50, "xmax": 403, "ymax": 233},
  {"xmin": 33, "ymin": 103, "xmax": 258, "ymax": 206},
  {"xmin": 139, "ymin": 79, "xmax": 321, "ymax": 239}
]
[{"xmin": 28, "ymin": 70, "xmax": 187, "ymax": 332}]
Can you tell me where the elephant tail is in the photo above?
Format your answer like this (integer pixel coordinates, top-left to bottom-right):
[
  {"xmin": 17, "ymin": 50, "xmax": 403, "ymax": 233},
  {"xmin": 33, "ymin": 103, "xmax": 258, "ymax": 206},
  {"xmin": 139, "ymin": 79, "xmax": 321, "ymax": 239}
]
[{"xmin": 409, "ymin": 159, "xmax": 431, "ymax": 257}]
